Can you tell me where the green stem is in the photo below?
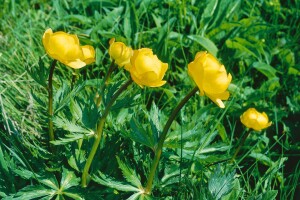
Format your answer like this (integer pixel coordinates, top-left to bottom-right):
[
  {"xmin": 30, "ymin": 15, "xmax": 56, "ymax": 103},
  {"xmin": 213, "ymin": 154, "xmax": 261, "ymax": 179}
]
[
  {"xmin": 48, "ymin": 60, "xmax": 57, "ymax": 147},
  {"xmin": 231, "ymin": 129, "xmax": 251, "ymax": 162},
  {"xmin": 96, "ymin": 61, "xmax": 117, "ymax": 107},
  {"xmin": 71, "ymin": 69, "xmax": 78, "ymax": 90},
  {"xmin": 81, "ymin": 79, "xmax": 133, "ymax": 187},
  {"xmin": 144, "ymin": 86, "xmax": 198, "ymax": 194}
]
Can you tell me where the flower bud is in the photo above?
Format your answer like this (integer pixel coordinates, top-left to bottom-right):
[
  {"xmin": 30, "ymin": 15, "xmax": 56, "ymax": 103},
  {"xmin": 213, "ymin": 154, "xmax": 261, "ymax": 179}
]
[
  {"xmin": 108, "ymin": 38, "xmax": 133, "ymax": 67},
  {"xmin": 240, "ymin": 108, "xmax": 272, "ymax": 131},
  {"xmin": 127, "ymin": 48, "xmax": 168, "ymax": 87},
  {"xmin": 42, "ymin": 28, "xmax": 95, "ymax": 69},
  {"xmin": 188, "ymin": 51, "xmax": 232, "ymax": 108}
]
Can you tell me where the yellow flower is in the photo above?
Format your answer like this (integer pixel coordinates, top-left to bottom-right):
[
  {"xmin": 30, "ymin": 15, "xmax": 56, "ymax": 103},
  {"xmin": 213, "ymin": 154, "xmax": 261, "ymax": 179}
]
[
  {"xmin": 188, "ymin": 51, "xmax": 232, "ymax": 108},
  {"xmin": 42, "ymin": 28, "xmax": 95, "ymax": 69},
  {"xmin": 240, "ymin": 108, "xmax": 272, "ymax": 131},
  {"xmin": 127, "ymin": 48, "xmax": 168, "ymax": 87},
  {"xmin": 108, "ymin": 38, "xmax": 133, "ymax": 67}
]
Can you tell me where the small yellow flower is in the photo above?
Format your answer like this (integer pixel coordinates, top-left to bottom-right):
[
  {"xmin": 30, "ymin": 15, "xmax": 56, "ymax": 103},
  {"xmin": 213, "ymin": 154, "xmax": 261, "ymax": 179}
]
[
  {"xmin": 108, "ymin": 38, "xmax": 133, "ymax": 68},
  {"xmin": 188, "ymin": 51, "xmax": 232, "ymax": 108},
  {"xmin": 42, "ymin": 28, "xmax": 95, "ymax": 69},
  {"xmin": 240, "ymin": 108, "xmax": 272, "ymax": 131},
  {"xmin": 127, "ymin": 48, "xmax": 168, "ymax": 87}
]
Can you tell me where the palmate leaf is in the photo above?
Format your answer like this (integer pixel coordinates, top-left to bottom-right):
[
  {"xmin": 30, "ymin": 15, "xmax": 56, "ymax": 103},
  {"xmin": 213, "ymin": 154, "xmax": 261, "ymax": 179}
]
[
  {"xmin": 52, "ymin": 116, "xmax": 94, "ymax": 145},
  {"xmin": 208, "ymin": 166, "xmax": 235, "ymax": 200},
  {"xmin": 25, "ymin": 57, "xmax": 48, "ymax": 87},
  {"xmin": 125, "ymin": 118, "xmax": 156, "ymax": 149},
  {"xmin": 53, "ymin": 80, "xmax": 85, "ymax": 114},
  {"xmin": 148, "ymin": 102, "xmax": 160, "ymax": 144},
  {"xmin": 221, "ymin": 179, "xmax": 241, "ymax": 200},
  {"xmin": 51, "ymin": 133, "xmax": 87, "ymax": 145},
  {"xmin": 3, "ymin": 185, "xmax": 56, "ymax": 200},
  {"xmin": 53, "ymin": 117, "xmax": 93, "ymax": 134},
  {"xmin": 92, "ymin": 172, "xmax": 141, "ymax": 192},
  {"xmin": 121, "ymin": 102, "xmax": 161, "ymax": 150},
  {"xmin": 127, "ymin": 192, "xmax": 152, "ymax": 200},
  {"xmin": 3, "ymin": 168, "xmax": 82, "ymax": 200},
  {"xmin": 116, "ymin": 156, "xmax": 142, "ymax": 189},
  {"xmin": 60, "ymin": 167, "xmax": 80, "ymax": 190}
]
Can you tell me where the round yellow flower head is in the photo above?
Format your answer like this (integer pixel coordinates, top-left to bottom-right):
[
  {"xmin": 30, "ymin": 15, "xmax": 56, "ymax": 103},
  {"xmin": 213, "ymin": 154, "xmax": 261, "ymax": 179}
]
[
  {"xmin": 188, "ymin": 51, "xmax": 232, "ymax": 108},
  {"xmin": 127, "ymin": 48, "xmax": 168, "ymax": 88},
  {"xmin": 42, "ymin": 28, "xmax": 95, "ymax": 69},
  {"xmin": 240, "ymin": 108, "xmax": 272, "ymax": 131},
  {"xmin": 108, "ymin": 38, "xmax": 133, "ymax": 68}
]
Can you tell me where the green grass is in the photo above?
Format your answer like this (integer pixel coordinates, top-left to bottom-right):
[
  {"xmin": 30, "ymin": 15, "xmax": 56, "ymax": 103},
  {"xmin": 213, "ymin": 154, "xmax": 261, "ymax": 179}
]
[{"xmin": 0, "ymin": 0, "xmax": 299, "ymax": 199}]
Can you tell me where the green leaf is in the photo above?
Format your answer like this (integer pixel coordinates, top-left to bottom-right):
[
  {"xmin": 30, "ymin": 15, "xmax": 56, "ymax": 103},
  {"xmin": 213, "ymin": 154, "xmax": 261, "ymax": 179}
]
[
  {"xmin": 63, "ymin": 15, "xmax": 92, "ymax": 24},
  {"xmin": 53, "ymin": 80, "xmax": 85, "ymax": 114},
  {"xmin": 53, "ymin": 117, "xmax": 93, "ymax": 134},
  {"xmin": 261, "ymin": 190, "xmax": 278, "ymax": 200},
  {"xmin": 225, "ymin": 38, "xmax": 258, "ymax": 59},
  {"xmin": 123, "ymin": 118, "xmax": 155, "ymax": 149},
  {"xmin": 60, "ymin": 167, "xmax": 80, "ymax": 191},
  {"xmin": 25, "ymin": 57, "xmax": 48, "ymax": 87},
  {"xmin": 200, "ymin": 0, "xmax": 219, "ymax": 33},
  {"xmin": 3, "ymin": 185, "xmax": 55, "ymax": 200},
  {"xmin": 94, "ymin": 7, "xmax": 124, "ymax": 31},
  {"xmin": 250, "ymin": 152, "xmax": 274, "ymax": 166},
  {"xmin": 148, "ymin": 102, "xmax": 160, "ymax": 144},
  {"xmin": 51, "ymin": 133, "xmax": 88, "ymax": 145},
  {"xmin": 208, "ymin": 166, "xmax": 235, "ymax": 200},
  {"xmin": 116, "ymin": 156, "xmax": 142, "ymax": 189},
  {"xmin": 221, "ymin": 179, "xmax": 241, "ymax": 200},
  {"xmin": 12, "ymin": 168, "xmax": 35, "ymax": 180},
  {"xmin": 92, "ymin": 172, "xmax": 141, "ymax": 192},
  {"xmin": 127, "ymin": 192, "xmax": 142, "ymax": 200},
  {"xmin": 62, "ymin": 192, "xmax": 83, "ymax": 200},
  {"xmin": 39, "ymin": 174, "xmax": 59, "ymax": 190},
  {"xmin": 252, "ymin": 62, "xmax": 278, "ymax": 79},
  {"xmin": 187, "ymin": 35, "xmax": 218, "ymax": 57},
  {"xmin": 68, "ymin": 149, "xmax": 86, "ymax": 172},
  {"xmin": 0, "ymin": 192, "xmax": 7, "ymax": 198},
  {"xmin": 0, "ymin": 145, "xmax": 9, "ymax": 175}
]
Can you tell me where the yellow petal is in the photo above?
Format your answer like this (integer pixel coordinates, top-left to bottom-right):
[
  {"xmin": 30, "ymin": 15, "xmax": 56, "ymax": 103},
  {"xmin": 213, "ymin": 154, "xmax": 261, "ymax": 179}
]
[
  {"xmin": 205, "ymin": 91, "xmax": 230, "ymax": 108},
  {"xmin": 135, "ymin": 54, "xmax": 156, "ymax": 74},
  {"xmin": 47, "ymin": 31, "xmax": 82, "ymax": 62},
  {"xmin": 188, "ymin": 59, "xmax": 205, "ymax": 96},
  {"xmin": 159, "ymin": 62, "xmax": 168, "ymax": 80},
  {"xmin": 65, "ymin": 59, "xmax": 87, "ymax": 69},
  {"xmin": 81, "ymin": 45, "xmax": 95, "ymax": 65},
  {"xmin": 42, "ymin": 28, "xmax": 53, "ymax": 54},
  {"xmin": 202, "ymin": 65, "xmax": 231, "ymax": 94}
]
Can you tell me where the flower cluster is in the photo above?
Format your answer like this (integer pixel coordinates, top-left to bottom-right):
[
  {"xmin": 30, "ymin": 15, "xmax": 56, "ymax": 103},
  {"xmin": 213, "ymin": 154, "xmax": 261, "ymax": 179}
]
[
  {"xmin": 42, "ymin": 29, "xmax": 272, "ymax": 130},
  {"xmin": 108, "ymin": 39, "xmax": 168, "ymax": 88},
  {"xmin": 43, "ymin": 28, "xmax": 95, "ymax": 69}
]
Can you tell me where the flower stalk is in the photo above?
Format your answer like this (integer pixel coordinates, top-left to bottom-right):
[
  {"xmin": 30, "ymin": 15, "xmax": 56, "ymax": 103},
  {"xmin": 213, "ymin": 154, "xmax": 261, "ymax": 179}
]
[
  {"xmin": 48, "ymin": 60, "xmax": 57, "ymax": 147},
  {"xmin": 96, "ymin": 61, "xmax": 117, "ymax": 107},
  {"xmin": 231, "ymin": 129, "xmax": 251, "ymax": 162},
  {"xmin": 82, "ymin": 79, "xmax": 133, "ymax": 187},
  {"xmin": 144, "ymin": 86, "xmax": 198, "ymax": 194}
]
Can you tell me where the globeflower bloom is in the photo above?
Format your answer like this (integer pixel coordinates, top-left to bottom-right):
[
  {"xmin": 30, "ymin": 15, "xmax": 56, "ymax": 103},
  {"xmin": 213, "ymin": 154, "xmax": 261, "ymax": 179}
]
[
  {"xmin": 127, "ymin": 48, "xmax": 168, "ymax": 87},
  {"xmin": 108, "ymin": 38, "xmax": 133, "ymax": 67},
  {"xmin": 240, "ymin": 108, "xmax": 272, "ymax": 131},
  {"xmin": 188, "ymin": 51, "xmax": 232, "ymax": 108},
  {"xmin": 42, "ymin": 28, "xmax": 95, "ymax": 69}
]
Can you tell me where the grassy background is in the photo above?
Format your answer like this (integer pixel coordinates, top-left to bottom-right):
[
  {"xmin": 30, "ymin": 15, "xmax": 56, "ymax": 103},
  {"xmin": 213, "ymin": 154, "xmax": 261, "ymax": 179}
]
[{"xmin": 0, "ymin": 0, "xmax": 299, "ymax": 199}]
